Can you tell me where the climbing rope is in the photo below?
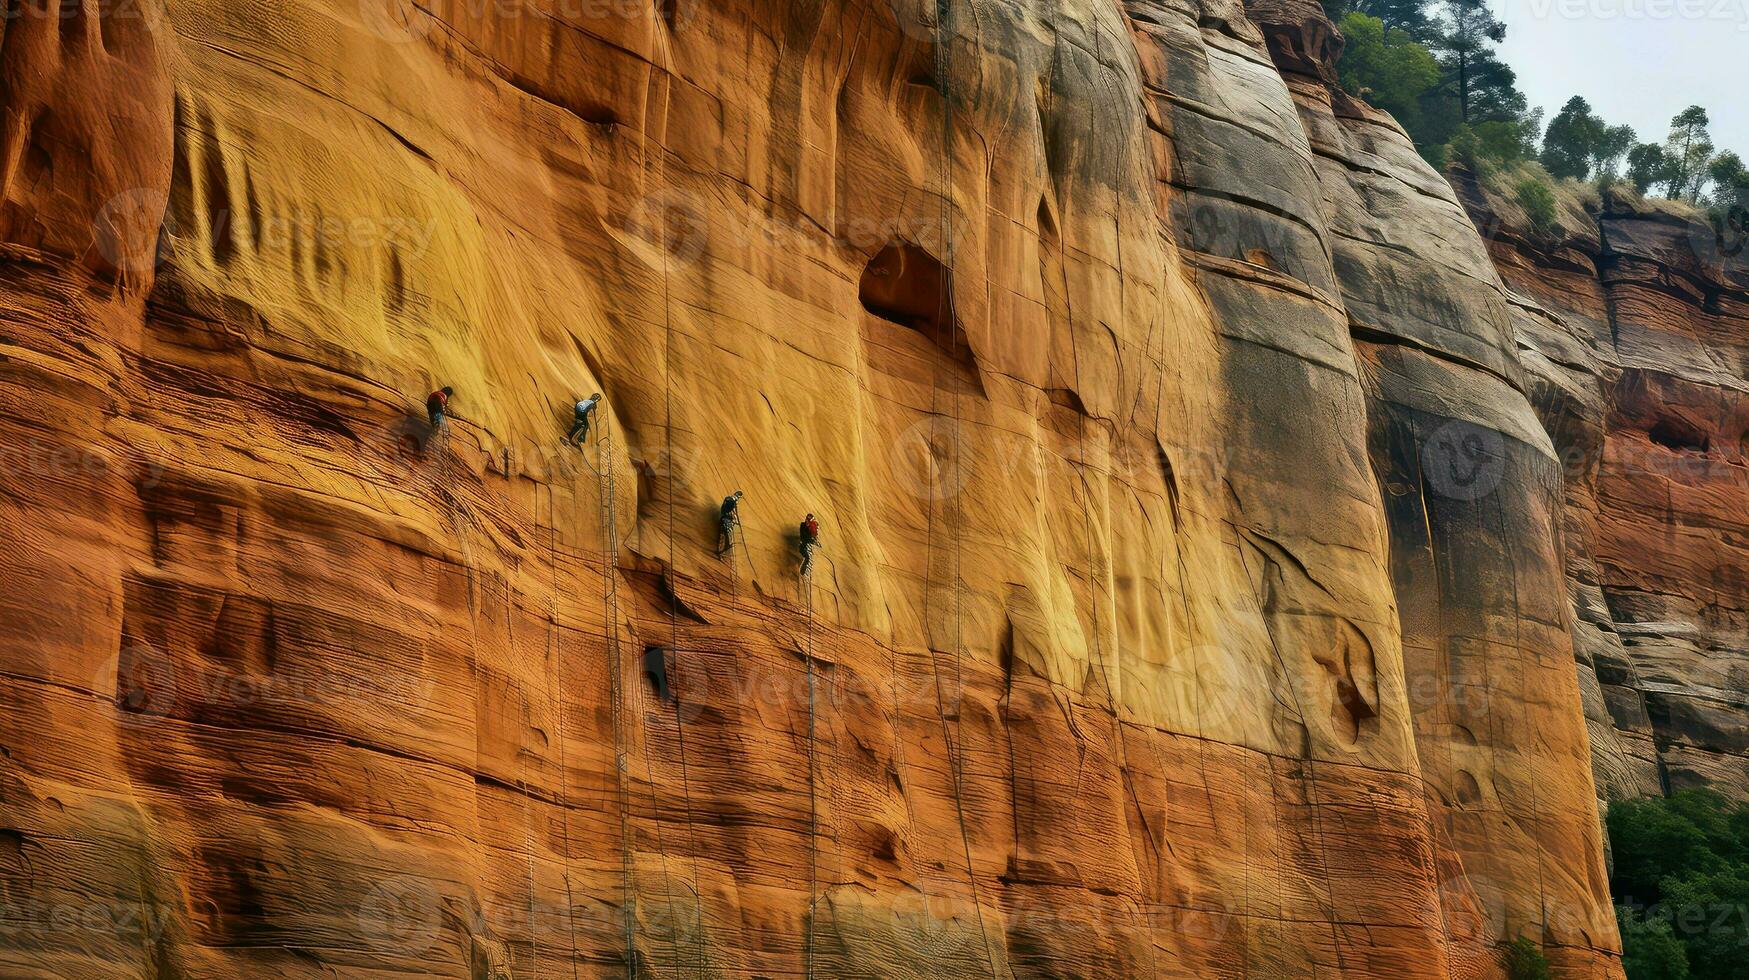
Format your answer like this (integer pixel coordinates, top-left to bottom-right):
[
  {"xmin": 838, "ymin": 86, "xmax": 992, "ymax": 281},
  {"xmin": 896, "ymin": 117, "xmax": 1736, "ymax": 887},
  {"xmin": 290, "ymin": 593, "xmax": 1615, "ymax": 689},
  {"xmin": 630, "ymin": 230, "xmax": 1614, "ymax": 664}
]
[
  {"xmin": 515, "ymin": 562, "xmax": 539, "ymax": 978},
  {"xmin": 922, "ymin": 3, "xmax": 1001, "ymax": 974},
  {"xmin": 596, "ymin": 421, "xmax": 640, "ymax": 978},
  {"xmin": 546, "ymin": 480, "xmax": 585, "ymax": 980},
  {"xmin": 642, "ymin": 49, "xmax": 709, "ymax": 977},
  {"xmin": 802, "ymin": 583, "xmax": 819, "ymax": 980},
  {"xmin": 1068, "ymin": 23, "xmax": 1164, "ymax": 979}
]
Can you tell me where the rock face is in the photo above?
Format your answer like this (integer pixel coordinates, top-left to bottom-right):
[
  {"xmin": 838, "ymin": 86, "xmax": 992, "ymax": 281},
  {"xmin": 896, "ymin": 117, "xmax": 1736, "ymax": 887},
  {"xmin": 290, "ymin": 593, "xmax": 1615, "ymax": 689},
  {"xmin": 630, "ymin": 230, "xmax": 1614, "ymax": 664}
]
[
  {"xmin": 1457, "ymin": 173, "xmax": 1749, "ymax": 804},
  {"xmin": 0, "ymin": 1, "xmax": 1666, "ymax": 976}
]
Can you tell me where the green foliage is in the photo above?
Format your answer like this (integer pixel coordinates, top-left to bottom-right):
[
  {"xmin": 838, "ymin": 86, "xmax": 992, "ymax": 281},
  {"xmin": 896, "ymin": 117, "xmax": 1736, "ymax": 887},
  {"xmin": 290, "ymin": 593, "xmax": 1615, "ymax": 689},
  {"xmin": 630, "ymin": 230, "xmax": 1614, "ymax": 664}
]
[
  {"xmin": 1595, "ymin": 124, "xmax": 1637, "ymax": 179},
  {"xmin": 1334, "ymin": 0, "xmax": 1536, "ymax": 165},
  {"xmin": 1515, "ymin": 175, "xmax": 1557, "ymax": 235},
  {"xmin": 1706, "ymin": 152, "xmax": 1749, "ymax": 210},
  {"xmin": 1608, "ymin": 790, "xmax": 1749, "ymax": 980},
  {"xmin": 1328, "ymin": 2, "xmax": 1748, "ymax": 209},
  {"xmin": 1337, "ymin": 13, "xmax": 1441, "ymax": 133},
  {"xmin": 1448, "ymin": 124, "xmax": 1487, "ymax": 173},
  {"xmin": 1429, "ymin": 0, "xmax": 1521, "ymax": 125},
  {"xmin": 1541, "ymin": 96, "xmax": 1604, "ymax": 180},
  {"xmin": 1628, "ymin": 143, "xmax": 1675, "ymax": 195},
  {"xmin": 1501, "ymin": 935, "xmax": 1552, "ymax": 980},
  {"xmin": 1659, "ymin": 868, "xmax": 1749, "ymax": 978},
  {"xmin": 1619, "ymin": 908, "xmax": 1690, "ymax": 980},
  {"xmin": 1665, "ymin": 106, "xmax": 1715, "ymax": 201},
  {"xmin": 1477, "ymin": 114, "xmax": 1539, "ymax": 164}
]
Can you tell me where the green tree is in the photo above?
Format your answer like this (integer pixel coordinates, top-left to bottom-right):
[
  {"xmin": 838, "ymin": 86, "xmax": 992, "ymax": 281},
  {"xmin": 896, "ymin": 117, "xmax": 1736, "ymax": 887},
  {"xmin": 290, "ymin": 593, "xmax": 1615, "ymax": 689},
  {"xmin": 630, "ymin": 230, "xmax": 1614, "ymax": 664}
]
[
  {"xmin": 1608, "ymin": 793, "xmax": 1720, "ymax": 903},
  {"xmin": 1594, "ymin": 124, "xmax": 1636, "ymax": 181},
  {"xmin": 1618, "ymin": 907, "xmax": 1690, "ymax": 980},
  {"xmin": 1706, "ymin": 152, "xmax": 1748, "ymax": 209},
  {"xmin": 1660, "ymin": 867, "xmax": 1749, "ymax": 978},
  {"xmin": 1356, "ymin": 0, "xmax": 1435, "ymax": 36},
  {"xmin": 1608, "ymin": 791, "xmax": 1749, "ymax": 980},
  {"xmin": 1476, "ymin": 112, "xmax": 1539, "ymax": 163},
  {"xmin": 1541, "ymin": 96, "xmax": 1604, "ymax": 179},
  {"xmin": 1627, "ymin": 143, "xmax": 1674, "ymax": 195},
  {"xmin": 1337, "ymin": 13, "xmax": 1442, "ymax": 134},
  {"xmin": 1429, "ymin": 0, "xmax": 1518, "ymax": 125},
  {"xmin": 1664, "ymin": 106, "xmax": 1714, "ymax": 201}
]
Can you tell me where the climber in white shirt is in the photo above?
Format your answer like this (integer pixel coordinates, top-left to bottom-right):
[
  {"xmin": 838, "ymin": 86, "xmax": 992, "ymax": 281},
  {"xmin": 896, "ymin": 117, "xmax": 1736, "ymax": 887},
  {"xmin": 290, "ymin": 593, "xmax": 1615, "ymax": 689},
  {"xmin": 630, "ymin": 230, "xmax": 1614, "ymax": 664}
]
[{"xmin": 568, "ymin": 393, "xmax": 601, "ymax": 446}]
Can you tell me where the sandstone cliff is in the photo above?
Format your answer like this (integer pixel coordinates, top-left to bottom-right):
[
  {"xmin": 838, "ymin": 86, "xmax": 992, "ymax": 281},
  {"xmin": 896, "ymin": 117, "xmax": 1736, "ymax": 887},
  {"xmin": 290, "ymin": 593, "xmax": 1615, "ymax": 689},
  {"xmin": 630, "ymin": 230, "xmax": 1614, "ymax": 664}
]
[
  {"xmin": 0, "ymin": 0, "xmax": 1649, "ymax": 976},
  {"xmin": 1455, "ymin": 170, "xmax": 1749, "ymax": 806}
]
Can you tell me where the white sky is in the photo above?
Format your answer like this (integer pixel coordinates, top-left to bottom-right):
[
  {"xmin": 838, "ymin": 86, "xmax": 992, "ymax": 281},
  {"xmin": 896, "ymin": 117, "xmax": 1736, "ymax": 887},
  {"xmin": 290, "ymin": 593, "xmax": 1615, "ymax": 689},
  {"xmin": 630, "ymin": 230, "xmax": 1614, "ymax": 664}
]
[{"xmin": 1497, "ymin": 0, "xmax": 1749, "ymax": 154}]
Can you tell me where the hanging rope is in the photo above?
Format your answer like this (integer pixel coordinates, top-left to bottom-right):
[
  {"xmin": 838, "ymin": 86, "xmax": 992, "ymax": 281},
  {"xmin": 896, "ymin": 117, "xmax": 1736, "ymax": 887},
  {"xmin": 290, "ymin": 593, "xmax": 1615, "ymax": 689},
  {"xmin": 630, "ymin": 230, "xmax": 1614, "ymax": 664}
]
[
  {"xmin": 545, "ymin": 479, "xmax": 585, "ymax": 980},
  {"xmin": 516, "ymin": 551, "xmax": 540, "ymax": 978},
  {"xmin": 647, "ymin": 53, "xmax": 709, "ymax": 978},
  {"xmin": 1232, "ymin": 539, "xmax": 1352, "ymax": 972},
  {"xmin": 596, "ymin": 420, "xmax": 640, "ymax": 978},
  {"xmin": 802, "ymin": 583, "xmax": 819, "ymax": 980},
  {"xmin": 925, "ymin": 3, "xmax": 1001, "ymax": 974}
]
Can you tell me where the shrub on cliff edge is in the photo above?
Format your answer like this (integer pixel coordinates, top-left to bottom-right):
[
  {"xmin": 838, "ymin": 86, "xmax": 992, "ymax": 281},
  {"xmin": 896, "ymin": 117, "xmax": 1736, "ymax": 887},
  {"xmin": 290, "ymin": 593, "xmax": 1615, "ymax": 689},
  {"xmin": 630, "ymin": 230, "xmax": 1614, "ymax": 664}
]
[
  {"xmin": 1514, "ymin": 176, "xmax": 1558, "ymax": 237},
  {"xmin": 1501, "ymin": 935, "xmax": 1551, "ymax": 980}
]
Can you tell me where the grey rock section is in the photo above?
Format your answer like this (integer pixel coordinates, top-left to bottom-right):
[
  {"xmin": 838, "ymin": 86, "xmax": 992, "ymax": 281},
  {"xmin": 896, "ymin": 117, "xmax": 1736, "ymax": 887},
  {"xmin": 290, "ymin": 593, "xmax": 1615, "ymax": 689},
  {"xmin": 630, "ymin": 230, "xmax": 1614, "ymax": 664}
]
[{"xmin": 1128, "ymin": 0, "xmax": 1622, "ymax": 970}]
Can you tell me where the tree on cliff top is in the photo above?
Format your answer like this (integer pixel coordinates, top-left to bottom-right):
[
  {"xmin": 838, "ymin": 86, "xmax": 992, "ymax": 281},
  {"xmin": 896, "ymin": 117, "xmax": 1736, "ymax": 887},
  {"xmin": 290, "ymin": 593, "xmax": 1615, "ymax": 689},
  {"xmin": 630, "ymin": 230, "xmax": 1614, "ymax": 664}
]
[
  {"xmin": 1354, "ymin": 0, "xmax": 1435, "ymax": 36},
  {"xmin": 1594, "ymin": 123, "xmax": 1637, "ymax": 181},
  {"xmin": 1337, "ymin": 13, "xmax": 1442, "ymax": 134},
  {"xmin": 1541, "ymin": 97, "xmax": 1605, "ymax": 180},
  {"xmin": 1664, "ymin": 106, "xmax": 1715, "ymax": 202},
  {"xmin": 1627, "ymin": 143, "xmax": 1674, "ymax": 195},
  {"xmin": 1427, "ymin": 0, "xmax": 1518, "ymax": 126}
]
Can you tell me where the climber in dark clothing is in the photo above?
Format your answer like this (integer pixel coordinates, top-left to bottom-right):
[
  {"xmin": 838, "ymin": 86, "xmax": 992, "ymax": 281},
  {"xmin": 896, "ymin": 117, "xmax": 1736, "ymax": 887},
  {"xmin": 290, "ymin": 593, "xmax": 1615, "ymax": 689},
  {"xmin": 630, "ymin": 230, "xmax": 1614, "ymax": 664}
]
[
  {"xmin": 568, "ymin": 393, "xmax": 601, "ymax": 446},
  {"xmin": 716, "ymin": 491, "xmax": 744, "ymax": 556},
  {"xmin": 798, "ymin": 513, "xmax": 820, "ymax": 576},
  {"xmin": 427, "ymin": 386, "xmax": 453, "ymax": 428}
]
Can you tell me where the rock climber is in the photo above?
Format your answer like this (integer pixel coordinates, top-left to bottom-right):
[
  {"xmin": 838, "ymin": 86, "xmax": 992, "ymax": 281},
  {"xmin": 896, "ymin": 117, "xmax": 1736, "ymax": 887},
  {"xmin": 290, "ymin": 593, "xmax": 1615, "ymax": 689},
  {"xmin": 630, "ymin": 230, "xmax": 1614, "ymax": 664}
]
[
  {"xmin": 716, "ymin": 490, "xmax": 744, "ymax": 556},
  {"xmin": 426, "ymin": 386, "xmax": 454, "ymax": 428},
  {"xmin": 798, "ymin": 513, "xmax": 820, "ymax": 576},
  {"xmin": 568, "ymin": 392, "xmax": 601, "ymax": 446}
]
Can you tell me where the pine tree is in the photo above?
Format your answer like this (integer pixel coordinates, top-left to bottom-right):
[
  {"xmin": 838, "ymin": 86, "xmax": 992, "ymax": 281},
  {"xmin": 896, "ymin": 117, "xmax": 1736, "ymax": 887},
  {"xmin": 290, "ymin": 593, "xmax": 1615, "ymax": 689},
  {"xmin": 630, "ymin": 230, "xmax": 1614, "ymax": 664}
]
[
  {"xmin": 1355, "ymin": 0, "xmax": 1435, "ymax": 36},
  {"xmin": 1664, "ymin": 106, "xmax": 1714, "ymax": 202},
  {"xmin": 1430, "ymin": 0, "xmax": 1511, "ymax": 125}
]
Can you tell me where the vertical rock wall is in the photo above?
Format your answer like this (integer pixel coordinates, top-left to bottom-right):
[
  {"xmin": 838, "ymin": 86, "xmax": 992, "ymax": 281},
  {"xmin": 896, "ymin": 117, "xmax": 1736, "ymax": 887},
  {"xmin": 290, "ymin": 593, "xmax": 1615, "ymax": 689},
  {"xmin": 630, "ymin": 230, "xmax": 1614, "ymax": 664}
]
[
  {"xmin": 0, "ymin": 0, "xmax": 1632, "ymax": 976},
  {"xmin": 1461, "ymin": 174, "xmax": 1749, "ymax": 804}
]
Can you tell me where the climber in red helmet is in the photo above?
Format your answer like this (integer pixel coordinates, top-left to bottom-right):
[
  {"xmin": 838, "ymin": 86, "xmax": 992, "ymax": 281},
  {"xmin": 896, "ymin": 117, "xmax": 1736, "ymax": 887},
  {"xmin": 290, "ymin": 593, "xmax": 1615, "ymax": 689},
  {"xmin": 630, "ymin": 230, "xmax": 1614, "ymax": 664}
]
[
  {"xmin": 427, "ymin": 386, "xmax": 453, "ymax": 429},
  {"xmin": 798, "ymin": 513, "xmax": 820, "ymax": 577}
]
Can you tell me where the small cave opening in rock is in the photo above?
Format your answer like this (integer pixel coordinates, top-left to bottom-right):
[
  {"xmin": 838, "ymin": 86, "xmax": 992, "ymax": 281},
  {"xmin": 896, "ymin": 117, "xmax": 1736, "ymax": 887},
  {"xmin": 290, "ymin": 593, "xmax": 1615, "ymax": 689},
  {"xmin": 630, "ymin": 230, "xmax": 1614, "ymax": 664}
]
[
  {"xmin": 643, "ymin": 645, "xmax": 671, "ymax": 701},
  {"xmin": 858, "ymin": 242, "xmax": 975, "ymax": 370},
  {"xmin": 1648, "ymin": 418, "xmax": 1710, "ymax": 454}
]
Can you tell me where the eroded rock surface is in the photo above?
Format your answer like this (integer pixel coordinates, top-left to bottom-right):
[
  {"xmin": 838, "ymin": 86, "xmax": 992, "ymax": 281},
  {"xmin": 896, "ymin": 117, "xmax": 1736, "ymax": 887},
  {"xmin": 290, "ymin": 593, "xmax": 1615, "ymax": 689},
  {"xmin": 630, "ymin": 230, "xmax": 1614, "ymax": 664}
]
[
  {"xmin": 0, "ymin": 1, "xmax": 1641, "ymax": 976},
  {"xmin": 1459, "ymin": 172, "xmax": 1749, "ymax": 808}
]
